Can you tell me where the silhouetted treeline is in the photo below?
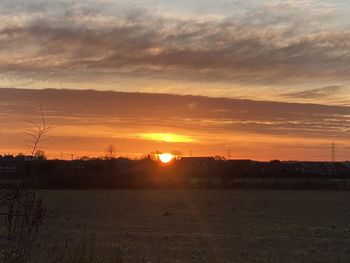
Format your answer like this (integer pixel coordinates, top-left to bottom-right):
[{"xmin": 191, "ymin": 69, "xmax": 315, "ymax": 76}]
[{"xmin": 1, "ymin": 156, "xmax": 350, "ymax": 189}]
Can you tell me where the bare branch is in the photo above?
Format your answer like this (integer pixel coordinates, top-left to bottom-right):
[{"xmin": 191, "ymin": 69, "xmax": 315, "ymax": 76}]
[
  {"xmin": 26, "ymin": 120, "xmax": 41, "ymax": 130},
  {"xmin": 38, "ymin": 136, "xmax": 53, "ymax": 143},
  {"xmin": 40, "ymin": 104, "xmax": 46, "ymax": 129},
  {"xmin": 25, "ymin": 105, "xmax": 54, "ymax": 157}
]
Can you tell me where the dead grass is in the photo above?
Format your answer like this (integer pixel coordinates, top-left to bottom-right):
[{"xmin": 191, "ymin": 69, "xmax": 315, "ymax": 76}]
[{"xmin": 2, "ymin": 190, "xmax": 350, "ymax": 262}]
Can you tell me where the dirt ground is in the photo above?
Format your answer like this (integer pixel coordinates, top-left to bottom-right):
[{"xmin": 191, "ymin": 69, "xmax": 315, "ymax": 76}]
[{"xmin": 39, "ymin": 190, "xmax": 350, "ymax": 263}]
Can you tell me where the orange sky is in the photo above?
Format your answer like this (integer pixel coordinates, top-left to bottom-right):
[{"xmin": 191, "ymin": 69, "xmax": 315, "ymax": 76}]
[
  {"xmin": 0, "ymin": 88, "xmax": 349, "ymax": 161},
  {"xmin": 1, "ymin": 1, "xmax": 350, "ymax": 160}
]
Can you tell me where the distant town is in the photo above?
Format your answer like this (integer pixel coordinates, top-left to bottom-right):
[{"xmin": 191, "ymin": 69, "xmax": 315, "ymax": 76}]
[{"xmin": 1, "ymin": 154, "xmax": 350, "ymax": 190}]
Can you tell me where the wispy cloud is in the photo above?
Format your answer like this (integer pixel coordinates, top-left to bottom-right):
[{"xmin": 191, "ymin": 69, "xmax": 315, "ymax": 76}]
[
  {"xmin": 281, "ymin": 86, "xmax": 344, "ymax": 99},
  {"xmin": 1, "ymin": 88, "xmax": 350, "ymax": 159},
  {"xmin": 0, "ymin": 0, "xmax": 350, "ymax": 104},
  {"xmin": 1, "ymin": 88, "xmax": 350, "ymax": 138}
]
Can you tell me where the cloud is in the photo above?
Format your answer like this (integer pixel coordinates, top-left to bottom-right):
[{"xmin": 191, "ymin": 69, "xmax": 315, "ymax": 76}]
[
  {"xmin": 281, "ymin": 86, "xmax": 344, "ymax": 99},
  {"xmin": 0, "ymin": 0, "xmax": 350, "ymax": 98},
  {"xmin": 1, "ymin": 88, "xmax": 350, "ymax": 139}
]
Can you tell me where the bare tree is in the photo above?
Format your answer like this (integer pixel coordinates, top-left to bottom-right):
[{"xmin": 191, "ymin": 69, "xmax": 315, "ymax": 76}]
[
  {"xmin": 104, "ymin": 144, "xmax": 116, "ymax": 160},
  {"xmin": 145, "ymin": 150, "xmax": 162, "ymax": 161},
  {"xmin": 214, "ymin": 155, "xmax": 226, "ymax": 161},
  {"xmin": 0, "ymin": 111, "xmax": 47, "ymax": 262},
  {"xmin": 25, "ymin": 105, "xmax": 54, "ymax": 157},
  {"xmin": 34, "ymin": 150, "xmax": 47, "ymax": 161},
  {"xmin": 171, "ymin": 150, "xmax": 183, "ymax": 160}
]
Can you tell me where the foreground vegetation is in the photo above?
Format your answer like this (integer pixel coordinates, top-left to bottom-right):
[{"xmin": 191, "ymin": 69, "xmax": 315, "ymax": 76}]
[{"xmin": 1, "ymin": 189, "xmax": 350, "ymax": 262}]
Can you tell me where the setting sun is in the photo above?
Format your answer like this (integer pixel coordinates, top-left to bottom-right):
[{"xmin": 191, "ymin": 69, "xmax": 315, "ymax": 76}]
[{"xmin": 158, "ymin": 153, "xmax": 174, "ymax": 163}]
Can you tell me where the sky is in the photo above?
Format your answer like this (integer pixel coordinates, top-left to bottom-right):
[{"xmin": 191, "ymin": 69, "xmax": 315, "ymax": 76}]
[{"xmin": 0, "ymin": 0, "xmax": 350, "ymax": 160}]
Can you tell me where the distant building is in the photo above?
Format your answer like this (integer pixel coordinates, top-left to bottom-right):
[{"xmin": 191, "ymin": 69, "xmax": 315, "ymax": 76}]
[
  {"xmin": 283, "ymin": 161, "xmax": 349, "ymax": 176},
  {"xmin": 226, "ymin": 159, "xmax": 252, "ymax": 168},
  {"xmin": 179, "ymin": 157, "xmax": 216, "ymax": 173},
  {"xmin": 0, "ymin": 155, "xmax": 31, "ymax": 177},
  {"xmin": 0, "ymin": 161, "xmax": 25, "ymax": 177}
]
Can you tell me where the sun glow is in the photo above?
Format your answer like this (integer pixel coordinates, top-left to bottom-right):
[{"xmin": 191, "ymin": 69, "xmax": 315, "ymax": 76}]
[
  {"xmin": 159, "ymin": 153, "xmax": 174, "ymax": 163},
  {"xmin": 141, "ymin": 133, "xmax": 194, "ymax": 143}
]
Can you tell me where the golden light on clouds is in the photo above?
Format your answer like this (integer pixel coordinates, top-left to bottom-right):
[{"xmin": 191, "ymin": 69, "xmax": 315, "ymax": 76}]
[{"xmin": 140, "ymin": 133, "xmax": 195, "ymax": 143}]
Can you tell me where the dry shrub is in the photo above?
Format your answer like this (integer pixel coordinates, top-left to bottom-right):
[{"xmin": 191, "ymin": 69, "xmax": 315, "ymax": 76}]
[
  {"xmin": 1, "ymin": 188, "xmax": 160, "ymax": 263},
  {"xmin": 0, "ymin": 188, "xmax": 46, "ymax": 263}
]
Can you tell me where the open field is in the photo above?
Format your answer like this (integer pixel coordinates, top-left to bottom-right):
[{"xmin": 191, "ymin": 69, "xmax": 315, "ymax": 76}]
[{"xmin": 37, "ymin": 190, "xmax": 350, "ymax": 263}]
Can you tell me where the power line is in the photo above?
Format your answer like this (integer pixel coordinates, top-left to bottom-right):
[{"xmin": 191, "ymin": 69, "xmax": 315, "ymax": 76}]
[
  {"xmin": 331, "ymin": 143, "xmax": 336, "ymax": 162},
  {"xmin": 227, "ymin": 148, "xmax": 231, "ymax": 160}
]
